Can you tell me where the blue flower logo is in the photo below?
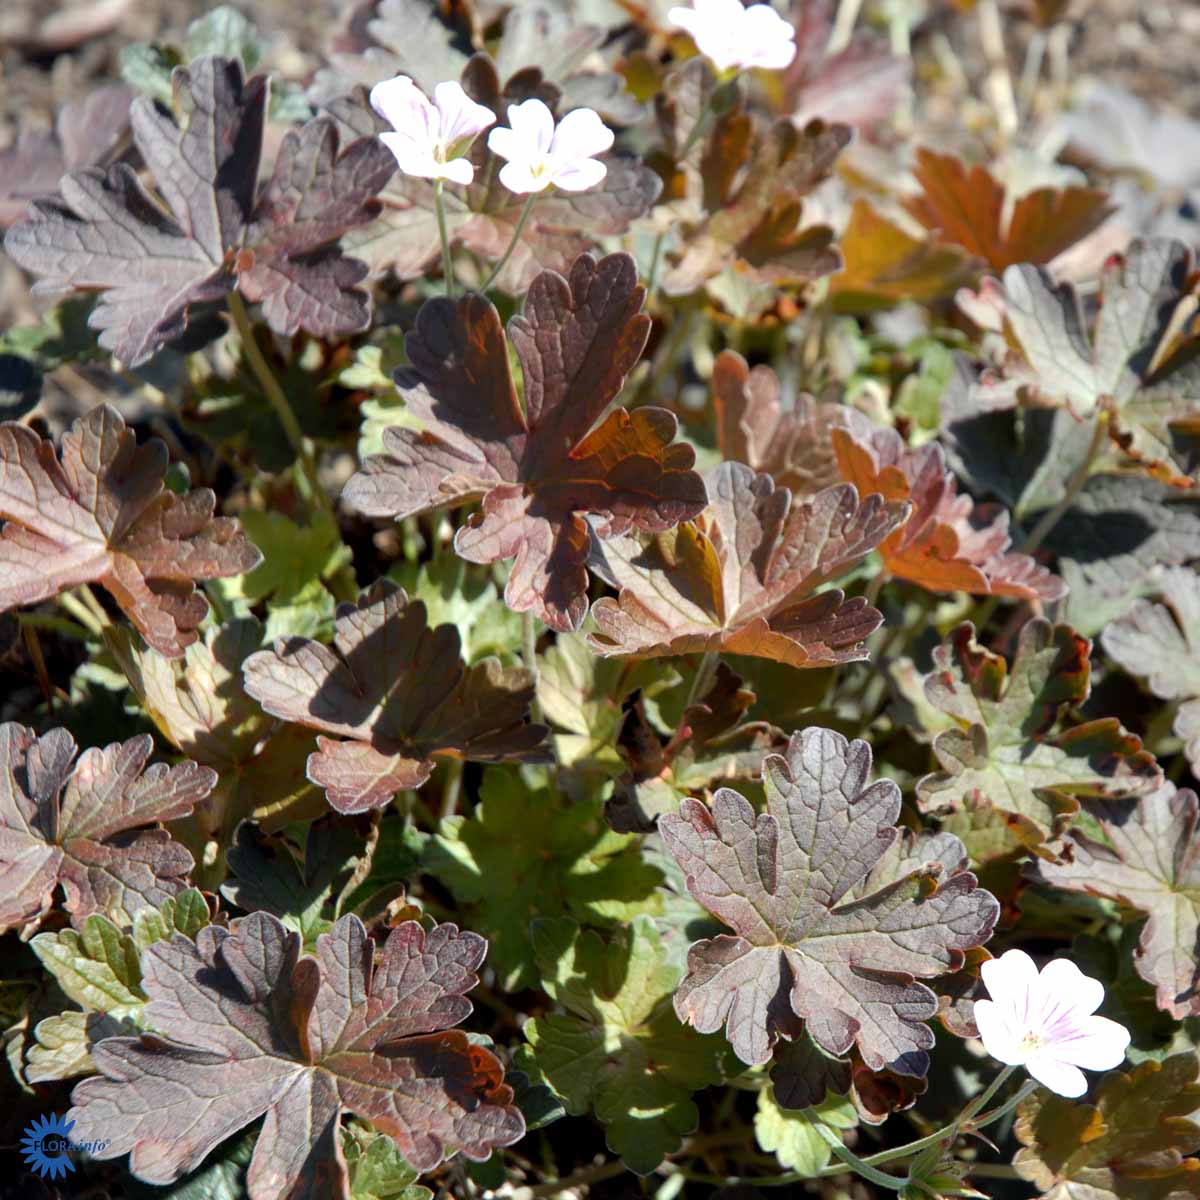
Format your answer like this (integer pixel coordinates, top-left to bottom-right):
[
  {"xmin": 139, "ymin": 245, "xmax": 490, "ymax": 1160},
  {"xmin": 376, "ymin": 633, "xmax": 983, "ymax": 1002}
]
[{"xmin": 21, "ymin": 1113, "xmax": 77, "ymax": 1180}]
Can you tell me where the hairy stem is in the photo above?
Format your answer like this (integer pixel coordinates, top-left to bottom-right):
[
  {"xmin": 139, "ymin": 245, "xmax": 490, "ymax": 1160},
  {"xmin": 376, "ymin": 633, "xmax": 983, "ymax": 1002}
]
[
  {"xmin": 434, "ymin": 179, "xmax": 456, "ymax": 297},
  {"xmin": 684, "ymin": 650, "xmax": 719, "ymax": 710},
  {"xmin": 528, "ymin": 1159, "xmax": 627, "ymax": 1197},
  {"xmin": 57, "ymin": 591, "xmax": 106, "ymax": 638},
  {"xmin": 813, "ymin": 1121, "xmax": 907, "ymax": 1190},
  {"xmin": 481, "ymin": 193, "xmax": 537, "ymax": 292}
]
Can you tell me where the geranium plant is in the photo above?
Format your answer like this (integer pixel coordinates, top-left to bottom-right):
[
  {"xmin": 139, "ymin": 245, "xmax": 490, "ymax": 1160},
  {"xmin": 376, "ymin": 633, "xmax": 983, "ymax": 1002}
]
[{"xmin": 1, "ymin": 2, "xmax": 1198, "ymax": 1198}]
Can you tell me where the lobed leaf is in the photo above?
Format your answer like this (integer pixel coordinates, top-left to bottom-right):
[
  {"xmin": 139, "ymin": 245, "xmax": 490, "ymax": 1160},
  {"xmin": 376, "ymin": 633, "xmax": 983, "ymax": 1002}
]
[
  {"xmin": 903, "ymin": 147, "xmax": 1112, "ymax": 271},
  {"xmin": 0, "ymin": 724, "xmax": 214, "ymax": 933},
  {"xmin": 713, "ymin": 349, "xmax": 873, "ymax": 497},
  {"xmin": 1032, "ymin": 782, "xmax": 1200, "ymax": 1019},
  {"xmin": 1014, "ymin": 1053, "xmax": 1200, "ymax": 1199},
  {"xmin": 70, "ymin": 911, "xmax": 525, "ymax": 1194},
  {"xmin": 343, "ymin": 253, "xmax": 706, "ymax": 631},
  {"xmin": 4, "ymin": 56, "xmax": 394, "ymax": 364},
  {"xmin": 1102, "ymin": 566, "xmax": 1200, "ymax": 776},
  {"xmin": 832, "ymin": 420, "xmax": 1067, "ymax": 600},
  {"xmin": 589, "ymin": 461, "xmax": 908, "ymax": 668},
  {"xmin": 660, "ymin": 727, "xmax": 998, "ymax": 1073},
  {"xmin": 523, "ymin": 916, "xmax": 728, "ymax": 1173},
  {"xmin": 0, "ymin": 404, "xmax": 261, "ymax": 655},
  {"xmin": 243, "ymin": 579, "xmax": 548, "ymax": 813},
  {"xmin": 965, "ymin": 236, "xmax": 1200, "ymax": 487},
  {"xmin": 916, "ymin": 620, "xmax": 1161, "ymax": 856}
]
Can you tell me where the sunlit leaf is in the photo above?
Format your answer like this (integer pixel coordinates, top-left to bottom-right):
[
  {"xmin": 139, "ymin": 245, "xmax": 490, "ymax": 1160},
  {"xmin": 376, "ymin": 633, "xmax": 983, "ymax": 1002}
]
[
  {"xmin": 71, "ymin": 912, "xmax": 525, "ymax": 1190},
  {"xmin": 589, "ymin": 462, "xmax": 908, "ymax": 668},
  {"xmin": 343, "ymin": 253, "xmax": 706, "ymax": 631},
  {"xmin": 0, "ymin": 404, "xmax": 261, "ymax": 656},
  {"xmin": 660, "ymin": 727, "xmax": 998, "ymax": 1072},
  {"xmin": 916, "ymin": 620, "xmax": 1162, "ymax": 856},
  {"xmin": 0, "ymin": 724, "xmax": 214, "ymax": 933},
  {"xmin": 243, "ymin": 580, "xmax": 548, "ymax": 813}
]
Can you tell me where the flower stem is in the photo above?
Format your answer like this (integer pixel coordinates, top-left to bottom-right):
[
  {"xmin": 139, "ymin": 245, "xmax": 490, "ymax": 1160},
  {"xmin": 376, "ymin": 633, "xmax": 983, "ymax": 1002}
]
[
  {"xmin": 433, "ymin": 179, "xmax": 456, "ymax": 297},
  {"xmin": 481, "ymin": 193, "xmax": 537, "ymax": 292},
  {"xmin": 1019, "ymin": 414, "xmax": 1107, "ymax": 556},
  {"xmin": 226, "ymin": 292, "xmax": 332, "ymax": 518},
  {"xmin": 522, "ymin": 609, "xmax": 543, "ymax": 722},
  {"xmin": 812, "ymin": 1121, "xmax": 907, "ymax": 1190}
]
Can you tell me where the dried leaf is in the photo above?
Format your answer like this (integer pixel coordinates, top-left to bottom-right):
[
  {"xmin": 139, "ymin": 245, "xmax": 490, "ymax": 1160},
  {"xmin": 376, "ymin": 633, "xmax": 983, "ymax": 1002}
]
[
  {"xmin": 903, "ymin": 148, "xmax": 1112, "ymax": 271},
  {"xmin": 0, "ymin": 404, "xmax": 260, "ymax": 656},
  {"xmin": 1101, "ymin": 566, "xmax": 1200, "ymax": 775},
  {"xmin": 916, "ymin": 620, "xmax": 1162, "ymax": 856},
  {"xmin": 1014, "ymin": 1053, "xmax": 1200, "ymax": 1199},
  {"xmin": 589, "ymin": 461, "xmax": 909, "ymax": 668},
  {"xmin": 832, "ymin": 421, "xmax": 1067, "ymax": 600},
  {"xmin": 343, "ymin": 253, "xmax": 706, "ymax": 632},
  {"xmin": 70, "ymin": 912, "xmax": 525, "ymax": 1190},
  {"xmin": 659, "ymin": 63, "xmax": 848, "ymax": 298},
  {"xmin": 1032, "ymin": 782, "xmax": 1200, "ymax": 1020},
  {"xmin": 660, "ymin": 727, "xmax": 998, "ymax": 1072},
  {"xmin": 4, "ymin": 56, "xmax": 394, "ymax": 365},
  {"xmin": 829, "ymin": 199, "xmax": 975, "ymax": 311},
  {"xmin": 966, "ymin": 236, "xmax": 1200, "ymax": 487},
  {"xmin": 713, "ymin": 350, "xmax": 872, "ymax": 496},
  {"xmin": 243, "ymin": 580, "xmax": 548, "ymax": 813},
  {"xmin": 0, "ymin": 724, "xmax": 214, "ymax": 933}
]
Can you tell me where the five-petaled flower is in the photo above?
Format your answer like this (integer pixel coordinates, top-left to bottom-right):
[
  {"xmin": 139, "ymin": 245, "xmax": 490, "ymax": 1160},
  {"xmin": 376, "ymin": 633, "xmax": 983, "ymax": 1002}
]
[
  {"xmin": 370, "ymin": 75, "xmax": 496, "ymax": 184},
  {"xmin": 973, "ymin": 949, "xmax": 1131, "ymax": 1098},
  {"xmin": 668, "ymin": 0, "xmax": 798, "ymax": 74},
  {"xmin": 487, "ymin": 99, "xmax": 614, "ymax": 195}
]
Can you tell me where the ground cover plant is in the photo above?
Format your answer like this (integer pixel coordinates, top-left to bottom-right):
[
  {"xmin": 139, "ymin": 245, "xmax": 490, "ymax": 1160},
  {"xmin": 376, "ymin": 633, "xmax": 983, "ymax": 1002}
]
[{"xmin": 1, "ymin": 0, "xmax": 1199, "ymax": 1197}]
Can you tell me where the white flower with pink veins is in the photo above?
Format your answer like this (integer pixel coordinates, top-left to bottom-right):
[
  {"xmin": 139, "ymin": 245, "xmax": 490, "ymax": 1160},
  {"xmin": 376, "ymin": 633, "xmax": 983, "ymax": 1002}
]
[
  {"xmin": 668, "ymin": 0, "xmax": 798, "ymax": 74},
  {"xmin": 369, "ymin": 75, "xmax": 496, "ymax": 185},
  {"xmin": 973, "ymin": 949, "xmax": 1131, "ymax": 1097},
  {"xmin": 487, "ymin": 99, "xmax": 614, "ymax": 195}
]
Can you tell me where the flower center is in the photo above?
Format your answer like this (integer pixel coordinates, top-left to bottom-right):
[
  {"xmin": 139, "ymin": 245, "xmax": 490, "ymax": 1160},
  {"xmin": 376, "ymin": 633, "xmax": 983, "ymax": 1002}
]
[{"xmin": 1018, "ymin": 1030, "xmax": 1045, "ymax": 1055}]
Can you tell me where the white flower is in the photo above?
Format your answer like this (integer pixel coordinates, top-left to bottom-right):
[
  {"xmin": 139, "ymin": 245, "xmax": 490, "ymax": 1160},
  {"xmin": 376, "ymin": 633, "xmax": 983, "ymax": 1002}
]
[
  {"xmin": 668, "ymin": 0, "xmax": 797, "ymax": 74},
  {"xmin": 369, "ymin": 75, "xmax": 495, "ymax": 185},
  {"xmin": 487, "ymin": 99, "xmax": 614, "ymax": 194},
  {"xmin": 973, "ymin": 949, "xmax": 1131, "ymax": 1098}
]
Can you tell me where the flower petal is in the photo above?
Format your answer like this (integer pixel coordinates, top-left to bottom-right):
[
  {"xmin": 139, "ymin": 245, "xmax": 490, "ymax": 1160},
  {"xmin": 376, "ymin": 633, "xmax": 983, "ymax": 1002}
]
[
  {"xmin": 550, "ymin": 108, "xmax": 614, "ymax": 161},
  {"xmin": 980, "ymin": 948, "xmax": 1039, "ymax": 1015},
  {"xmin": 550, "ymin": 156, "xmax": 608, "ymax": 192},
  {"xmin": 370, "ymin": 76, "xmax": 434, "ymax": 137},
  {"xmin": 434, "ymin": 80, "xmax": 495, "ymax": 145},
  {"xmin": 1025, "ymin": 1054, "xmax": 1089, "ymax": 1098},
  {"xmin": 1037, "ymin": 958, "xmax": 1106, "ymax": 1018},
  {"xmin": 1048, "ymin": 1014, "xmax": 1131, "ymax": 1071},
  {"xmin": 973, "ymin": 998, "xmax": 1026, "ymax": 1066},
  {"xmin": 506, "ymin": 98, "xmax": 556, "ymax": 157},
  {"xmin": 378, "ymin": 133, "xmax": 440, "ymax": 179},
  {"xmin": 741, "ymin": 3, "xmax": 799, "ymax": 67},
  {"xmin": 498, "ymin": 159, "xmax": 550, "ymax": 195},
  {"xmin": 439, "ymin": 156, "xmax": 475, "ymax": 185},
  {"xmin": 487, "ymin": 126, "xmax": 521, "ymax": 163}
]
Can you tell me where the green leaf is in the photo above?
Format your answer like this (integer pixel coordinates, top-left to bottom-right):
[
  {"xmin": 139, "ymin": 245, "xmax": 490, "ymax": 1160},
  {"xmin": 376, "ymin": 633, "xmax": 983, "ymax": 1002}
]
[
  {"xmin": 231, "ymin": 509, "xmax": 352, "ymax": 609},
  {"xmin": 538, "ymin": 634, "xmax": 672, "ymax": 772},
  {"xmin": 1014, "ymin": 1053, "xmax": 1200, "ymax": 1198},
  {"xmin": 754, "ymin": 1086, "xmax": 857, "ymax": 1175},
  {"xmin": 916, "ymin": 620, "xmax": 1161, "ymax": 857},
  {"xmin": 524, "ymin": 916, "xmax": 728, "ymax": 1173},
  {"xmin": 389, "ymin": 559, "xmax": 522, "ymax": 664},
  {"xmin": 344, "ymin": 1123, "xmax": 432, "ymax": 1200},
  {"xmin": 426, "ymin": 769, "xmax": 663, "ymax": 989}
]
